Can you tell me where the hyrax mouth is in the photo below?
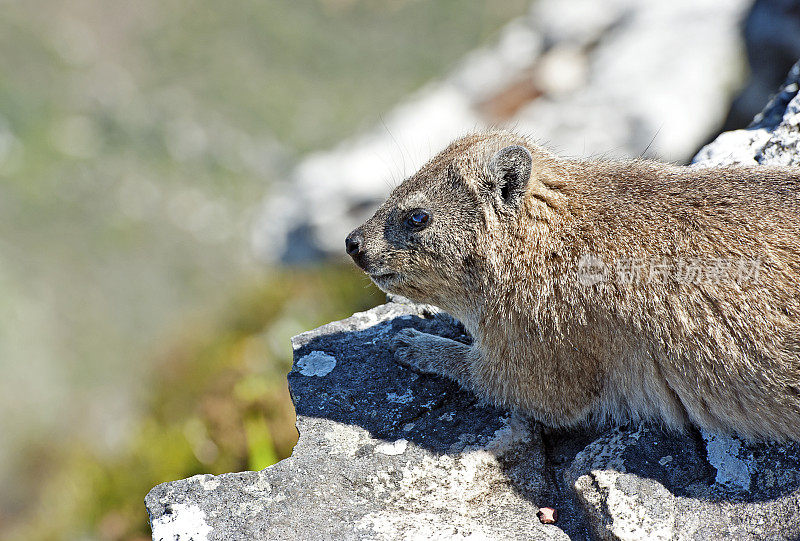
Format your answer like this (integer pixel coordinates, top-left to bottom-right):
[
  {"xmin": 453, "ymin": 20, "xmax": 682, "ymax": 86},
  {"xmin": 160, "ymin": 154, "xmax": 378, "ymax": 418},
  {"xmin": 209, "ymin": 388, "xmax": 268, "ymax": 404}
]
[
  {"xmin": 368, "ymin": 270, "xmax": 403, "ymax": 289},
  {"xmin": 370, "ymin": 270, "xmax": 400, "ymax": 281},
  {"xmin": 370, "ymin": 270, "xmax": 397, "ymax": 279}
]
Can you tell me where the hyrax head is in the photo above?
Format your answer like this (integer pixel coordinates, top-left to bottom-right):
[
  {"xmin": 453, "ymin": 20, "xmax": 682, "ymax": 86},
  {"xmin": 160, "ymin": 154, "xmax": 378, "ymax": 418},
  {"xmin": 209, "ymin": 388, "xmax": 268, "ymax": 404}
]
[{"xmin": 345, "ymin": 132, "xmax": 534, "ymax": 309}]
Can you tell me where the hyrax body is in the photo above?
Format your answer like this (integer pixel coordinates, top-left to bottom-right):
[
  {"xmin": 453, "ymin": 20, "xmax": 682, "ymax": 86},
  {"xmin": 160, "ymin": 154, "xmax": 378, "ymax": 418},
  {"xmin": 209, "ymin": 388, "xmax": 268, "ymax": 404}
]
[{"xmin": 345, "ymin": 131, "xmax": 800, "ymax": 440}]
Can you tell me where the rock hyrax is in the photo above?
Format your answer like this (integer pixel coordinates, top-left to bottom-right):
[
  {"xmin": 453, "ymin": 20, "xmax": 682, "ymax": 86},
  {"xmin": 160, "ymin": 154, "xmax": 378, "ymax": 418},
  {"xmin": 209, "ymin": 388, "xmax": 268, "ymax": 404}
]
[{"xmin": 345, "ymin": 130, "xmax": 800, "ymax": 440}]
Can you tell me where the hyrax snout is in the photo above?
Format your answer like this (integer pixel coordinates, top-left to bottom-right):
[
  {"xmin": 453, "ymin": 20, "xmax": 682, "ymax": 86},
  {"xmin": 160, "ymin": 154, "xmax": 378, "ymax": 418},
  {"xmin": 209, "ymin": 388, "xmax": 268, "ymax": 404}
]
[{"xmin": 346, "ymin": 130, "xmax": 800, "ymax": 440}]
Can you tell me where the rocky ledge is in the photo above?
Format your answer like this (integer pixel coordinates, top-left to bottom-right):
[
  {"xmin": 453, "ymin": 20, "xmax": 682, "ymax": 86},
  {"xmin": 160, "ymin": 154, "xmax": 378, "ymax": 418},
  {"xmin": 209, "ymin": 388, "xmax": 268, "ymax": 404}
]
[{"xmin": 146, "ymin": 62, "xmax": 800, "ymax": 540}]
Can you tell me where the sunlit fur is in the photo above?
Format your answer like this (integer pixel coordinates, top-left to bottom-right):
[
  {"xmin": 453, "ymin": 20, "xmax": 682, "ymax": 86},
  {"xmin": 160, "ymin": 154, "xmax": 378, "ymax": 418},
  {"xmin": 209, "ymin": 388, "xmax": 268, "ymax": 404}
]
[{"xmin": 349, "ymin": 130, "xmax": 800, "ymax": 440}]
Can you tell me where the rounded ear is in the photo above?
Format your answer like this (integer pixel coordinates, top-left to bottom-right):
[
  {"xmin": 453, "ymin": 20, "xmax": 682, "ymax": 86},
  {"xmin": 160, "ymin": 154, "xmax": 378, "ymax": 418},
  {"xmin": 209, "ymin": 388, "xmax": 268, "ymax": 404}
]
[{"xmin": 488, "ymin": 145, "xmax": 532, "ymax": 206}]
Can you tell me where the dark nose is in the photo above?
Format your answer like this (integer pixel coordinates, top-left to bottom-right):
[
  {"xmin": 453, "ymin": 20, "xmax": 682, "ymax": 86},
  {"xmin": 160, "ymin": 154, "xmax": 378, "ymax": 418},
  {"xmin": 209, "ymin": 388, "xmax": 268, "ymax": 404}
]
[
  {"xmin": 344, "ymin": 231, "xmax": 363, "ymax": 256},
  {"xmin": 345, "ymin": 230, "xmax": 362, "ymax": 257}
]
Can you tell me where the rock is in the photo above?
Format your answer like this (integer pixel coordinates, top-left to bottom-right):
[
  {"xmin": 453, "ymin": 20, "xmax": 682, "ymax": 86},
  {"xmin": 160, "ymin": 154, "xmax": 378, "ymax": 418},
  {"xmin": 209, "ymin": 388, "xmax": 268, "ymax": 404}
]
[
  {"xmin": 252, "ymin": 0, "xmax": 751, "ymax": 264},
  {"xmin": 693, "ymin": 60, "xmax": 800, "ymax": 166},
  {"xmin": 147, "ymin": 61, "xmax": 800, "ymax": 541},
  {"xmin": 538, "ymin": 507, "xmax": 558, "ymax": 524},
  {"xmin": 146, "ymin": 298, "xmax": 800, "ymax": 539},
  {"xmin": 720, "ymin": 0, "xmax": 800, "ymax": 131},
  {"xmin": 146, "ymin": 302, "xmax": 588, "ymax": 539},
  {"xmin": 566, "ymin": 426, "xmax": 800, "ymax": 540},
  {"xmin": 515, "ymin": 0, "xmax": 749, "ymax": 161}
]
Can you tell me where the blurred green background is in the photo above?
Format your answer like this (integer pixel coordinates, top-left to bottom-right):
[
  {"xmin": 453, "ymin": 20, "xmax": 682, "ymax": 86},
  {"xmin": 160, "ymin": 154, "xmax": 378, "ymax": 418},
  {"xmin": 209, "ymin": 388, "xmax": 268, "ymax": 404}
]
[{"xmin": 0, "ymin": 0, "xmax": 528, "ymax": 539}]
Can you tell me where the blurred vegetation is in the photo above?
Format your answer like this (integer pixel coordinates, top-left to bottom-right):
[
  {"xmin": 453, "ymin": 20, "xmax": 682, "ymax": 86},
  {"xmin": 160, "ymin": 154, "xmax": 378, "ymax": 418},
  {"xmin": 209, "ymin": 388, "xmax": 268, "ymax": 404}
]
[
  {"xmin": 7, "ymin": 266, "xmax": 383, "ymax": 540},
  {"xmin": 0, "ymin": 0, "xmax": 527, "ymax": 539}
]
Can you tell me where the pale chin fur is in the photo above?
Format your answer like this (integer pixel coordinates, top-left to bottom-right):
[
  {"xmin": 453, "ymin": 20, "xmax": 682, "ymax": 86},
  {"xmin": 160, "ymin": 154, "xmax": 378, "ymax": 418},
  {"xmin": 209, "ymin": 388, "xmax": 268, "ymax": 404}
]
[{"xmin": 369, "ymin": 272, "xmax": 403, "ymax": 291}]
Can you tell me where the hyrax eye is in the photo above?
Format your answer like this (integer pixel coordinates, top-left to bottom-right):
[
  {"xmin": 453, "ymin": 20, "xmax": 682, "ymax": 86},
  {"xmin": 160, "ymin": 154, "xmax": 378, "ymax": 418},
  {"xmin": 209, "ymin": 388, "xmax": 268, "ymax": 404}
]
[{"xmin": 405, "ymin": 209, "xmax": 431, "ymax": 230}]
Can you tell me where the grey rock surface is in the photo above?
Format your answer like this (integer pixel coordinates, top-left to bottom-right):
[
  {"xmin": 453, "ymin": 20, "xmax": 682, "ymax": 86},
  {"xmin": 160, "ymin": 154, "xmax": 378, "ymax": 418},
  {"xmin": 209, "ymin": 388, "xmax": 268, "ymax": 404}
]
[
  {"xmin": 567, "ymin": 427, "xmax": 800, "ymax": 540},
  {"xmin": 147, "ymin": 62, "xmax": 800, "ymax": 540},
  {"xmin": 147, "ymin": 302, "xmax": 587, "ymax": 540}
]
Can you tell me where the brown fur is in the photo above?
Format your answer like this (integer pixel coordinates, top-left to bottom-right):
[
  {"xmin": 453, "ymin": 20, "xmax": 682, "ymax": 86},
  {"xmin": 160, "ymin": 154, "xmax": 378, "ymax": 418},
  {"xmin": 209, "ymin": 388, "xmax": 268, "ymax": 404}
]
[{"xmin": 345, "ymin": 130, "xmax": 800, "ymax": 440}]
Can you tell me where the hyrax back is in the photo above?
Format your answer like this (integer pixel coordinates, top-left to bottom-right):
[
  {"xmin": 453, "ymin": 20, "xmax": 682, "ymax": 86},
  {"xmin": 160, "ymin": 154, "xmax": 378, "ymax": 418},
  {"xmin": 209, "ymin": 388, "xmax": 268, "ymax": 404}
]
[{"xmin": 345, "ymin": 130, "xmax": 800, "ymax": 440}]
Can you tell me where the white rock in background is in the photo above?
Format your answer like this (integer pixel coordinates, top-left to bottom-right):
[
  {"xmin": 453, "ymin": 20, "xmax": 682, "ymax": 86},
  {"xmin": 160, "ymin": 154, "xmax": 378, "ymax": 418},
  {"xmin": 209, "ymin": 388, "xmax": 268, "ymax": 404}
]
[
  {"xmin": 521, "ymin": 0, "xmax": 749, "ymax": 160},
  {"xmin": 252, "ymin": 0, "xmax": 750, "ymax": 263}
]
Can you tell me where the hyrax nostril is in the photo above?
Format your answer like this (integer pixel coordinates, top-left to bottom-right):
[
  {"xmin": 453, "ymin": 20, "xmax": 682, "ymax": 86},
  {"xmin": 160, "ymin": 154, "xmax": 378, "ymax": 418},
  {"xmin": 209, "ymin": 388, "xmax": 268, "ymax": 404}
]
[{"xmin": 345, "ymin": 231, "xmax": 362, "ymax": 257}]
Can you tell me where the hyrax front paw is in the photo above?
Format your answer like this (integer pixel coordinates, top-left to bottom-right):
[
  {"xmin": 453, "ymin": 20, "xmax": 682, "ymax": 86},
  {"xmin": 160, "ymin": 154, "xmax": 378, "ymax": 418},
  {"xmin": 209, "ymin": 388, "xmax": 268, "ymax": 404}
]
[{"xmin": 391, "ymin": 328, "xmax": 441, "ymax": 375}]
